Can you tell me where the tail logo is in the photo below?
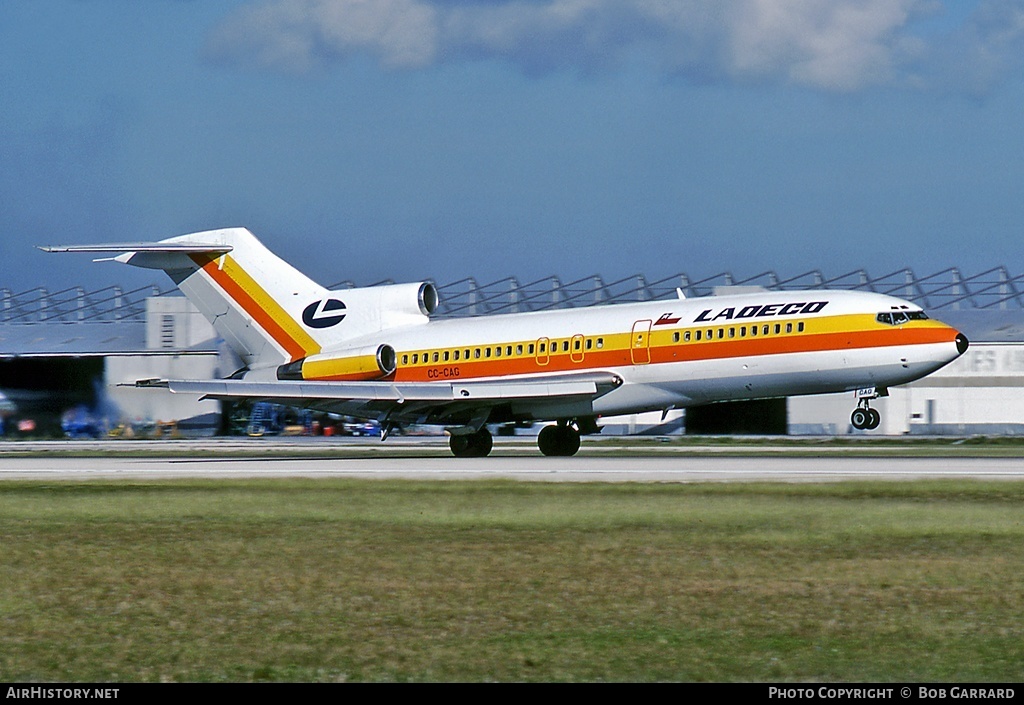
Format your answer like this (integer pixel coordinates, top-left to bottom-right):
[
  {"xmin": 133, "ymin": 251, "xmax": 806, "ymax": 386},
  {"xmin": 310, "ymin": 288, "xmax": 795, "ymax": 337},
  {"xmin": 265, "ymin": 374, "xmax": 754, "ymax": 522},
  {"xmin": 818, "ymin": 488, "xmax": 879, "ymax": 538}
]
[{"xmin": 302, "ymin": 299, "xmax": 347, "ymax": 329}]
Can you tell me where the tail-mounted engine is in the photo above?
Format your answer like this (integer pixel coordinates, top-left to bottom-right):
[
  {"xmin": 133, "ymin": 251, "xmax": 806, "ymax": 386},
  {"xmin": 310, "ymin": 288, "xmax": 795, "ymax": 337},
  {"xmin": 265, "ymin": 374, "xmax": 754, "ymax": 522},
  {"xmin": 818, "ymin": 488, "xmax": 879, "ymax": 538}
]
[{"xmin": 278, "ymin": 343, "xmax": 397, "ymax": 382}]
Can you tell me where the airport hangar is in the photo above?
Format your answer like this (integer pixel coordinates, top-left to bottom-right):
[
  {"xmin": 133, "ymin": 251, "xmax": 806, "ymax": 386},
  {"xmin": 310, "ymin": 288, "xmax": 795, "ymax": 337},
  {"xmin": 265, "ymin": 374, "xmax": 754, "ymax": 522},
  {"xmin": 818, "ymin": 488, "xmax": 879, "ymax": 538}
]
[{"xmin": 1, "ymin": 266, "xmax": 1023, "ymax": 437}]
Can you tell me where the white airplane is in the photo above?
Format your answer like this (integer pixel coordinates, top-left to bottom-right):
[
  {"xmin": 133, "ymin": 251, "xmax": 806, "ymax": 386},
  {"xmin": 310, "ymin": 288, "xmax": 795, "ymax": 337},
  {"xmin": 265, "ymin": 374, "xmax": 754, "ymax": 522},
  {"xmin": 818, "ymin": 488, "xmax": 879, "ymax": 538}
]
[{"xmin": 45, "ymin": 227, "xmax": 969, "ymax": 456}]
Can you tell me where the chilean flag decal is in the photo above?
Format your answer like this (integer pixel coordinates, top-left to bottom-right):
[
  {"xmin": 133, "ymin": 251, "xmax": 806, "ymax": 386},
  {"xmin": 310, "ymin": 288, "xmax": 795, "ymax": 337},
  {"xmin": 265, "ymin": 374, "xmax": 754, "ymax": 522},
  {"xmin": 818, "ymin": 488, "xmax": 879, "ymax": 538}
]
[{"xmin": 654, "ymin": 312, "xmax": 681, "ymax": 326}]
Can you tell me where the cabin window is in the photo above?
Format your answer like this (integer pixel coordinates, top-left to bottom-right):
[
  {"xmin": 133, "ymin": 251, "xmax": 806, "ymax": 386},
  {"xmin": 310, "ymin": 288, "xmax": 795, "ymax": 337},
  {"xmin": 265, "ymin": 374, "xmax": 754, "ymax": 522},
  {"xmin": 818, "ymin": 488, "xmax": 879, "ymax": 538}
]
[
  {"xmin": 516, "ymin": 344, "xmax": 523, "ymax": 355},
  {"xmin": 798, "ymin": 322, "xmax": 805, "ymax": 332},
  {"xmin": 729, "ymin": 327, "xmax": 735, "ymax": 338},
  {"xmin": 684, "ymin": 331, "xmax": 691, "ymax": 342},
  {"xmin": 432, "ymin": 352, "xmax": 439, "ymax": 363},
  {"xmin": 443, "ymin": 351, "xmax": 450, "ymax": 362},
  {"xmin": 762, "ymin": 325, "xmax": 769, "ymax": 336},
  {"xmin": 596, "ymin": 338, "xmax": 604, "ymax": 349},
  {"xmin": 453, "ymin": 350, "xmax": 459, "ymax": 361},
  {"xmin": 786, "ymin": 323, "xmax": 793, "ymax": 334},
  {"xmin": 528, "ymin": 343, "xmax": 535, "ymax": 354},
  {"xmin": 774, "ymin": 324, "xmax": 781, "ymax": 335},
  {"xmin": 411, "ymin": 353, "xmax": 418, "ymax": 364},
  {"xmin": 485, "ymin": 348, "xmax": 491, "ymax": 358},
  {"xmin": 718, "ymin": 329, "xmax": 725, "ymax": 339},
  {"xmin": 474, "ymin": 348, "xmax": 481, "ymax": 359},
  {"xmin": 750, "ymin": 326, "xmax": 756, "ymax": 337},
  {"xmin": 695, "ymin": 330, "xmax": 702, "ymax": 341},
  {"xmin": 573, "ymin": 339, "xmax": 581, "ymax": 351},
  {"xmin": 495, "ymin": 346, "xmax": 501, "ymax": 357},
  {"xmin": 673, "ymin": 332, "xmax": 680, "ymax": 343},
  {"xmin": 401, "ymin": 354, "xmax": 408, "ymax": 365},
  {"xmin": 586, "ymin": 338, "xmax": 593, "ymax": 350},
  {"xmin": 506, "ymin": 345, "xmax": 513, "ymax": 356},
  {"xmin": 562, "ymin": 340, "xmax": 570, "ymax": 352}
]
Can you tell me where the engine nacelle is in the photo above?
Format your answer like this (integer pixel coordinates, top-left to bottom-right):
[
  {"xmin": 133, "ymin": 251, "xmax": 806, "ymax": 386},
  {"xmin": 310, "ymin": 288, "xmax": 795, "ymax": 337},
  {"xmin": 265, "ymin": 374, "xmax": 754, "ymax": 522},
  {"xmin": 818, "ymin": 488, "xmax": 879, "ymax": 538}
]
[
  {"xmin": 278, "ymin": 343, "xmax": 397, "ymax": 381},
  {"xmin": 335, "ymin": 281, "xmax": 438, "ymax": 332}
]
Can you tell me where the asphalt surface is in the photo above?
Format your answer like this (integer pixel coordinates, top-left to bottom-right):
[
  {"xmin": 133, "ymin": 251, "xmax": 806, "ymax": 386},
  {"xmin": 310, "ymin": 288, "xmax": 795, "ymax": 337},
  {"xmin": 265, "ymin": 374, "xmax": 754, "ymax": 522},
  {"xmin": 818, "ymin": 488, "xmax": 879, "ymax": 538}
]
[{"xmin": 1, "ymin": 437, "xmax": 1023, "ymax": 482}]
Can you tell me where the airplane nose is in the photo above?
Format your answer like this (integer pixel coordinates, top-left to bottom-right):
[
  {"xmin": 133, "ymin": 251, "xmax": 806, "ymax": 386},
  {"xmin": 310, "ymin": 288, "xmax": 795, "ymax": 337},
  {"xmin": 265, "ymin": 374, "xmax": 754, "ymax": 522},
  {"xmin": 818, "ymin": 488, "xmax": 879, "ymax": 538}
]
[{"xmin": 956, "ymin": 332, "xmax": 969, "ymax": 356}]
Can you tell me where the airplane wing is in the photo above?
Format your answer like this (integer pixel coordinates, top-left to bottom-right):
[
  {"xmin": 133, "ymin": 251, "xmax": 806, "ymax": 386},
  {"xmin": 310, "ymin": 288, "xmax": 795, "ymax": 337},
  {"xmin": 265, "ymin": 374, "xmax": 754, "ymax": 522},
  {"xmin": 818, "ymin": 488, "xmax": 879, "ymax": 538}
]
[{"xmin": 134, "ymin": 371, "xmax": 623, "ymax": 429}]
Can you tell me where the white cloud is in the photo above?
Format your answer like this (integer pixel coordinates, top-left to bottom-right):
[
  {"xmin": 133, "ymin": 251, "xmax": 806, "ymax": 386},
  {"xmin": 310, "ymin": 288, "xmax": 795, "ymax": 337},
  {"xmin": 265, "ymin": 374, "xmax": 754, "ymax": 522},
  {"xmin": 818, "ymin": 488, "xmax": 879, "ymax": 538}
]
[
  {"xmin": 724, "ymin": 0, "xmax": 919, "ymax": 90},
  {"xmin": 205, "ymin": 0, "xmax": 1024, "ymax": 92},
  {"xmin": 206, "ymin": 0, "xmax": 439, "ymax": 72}
]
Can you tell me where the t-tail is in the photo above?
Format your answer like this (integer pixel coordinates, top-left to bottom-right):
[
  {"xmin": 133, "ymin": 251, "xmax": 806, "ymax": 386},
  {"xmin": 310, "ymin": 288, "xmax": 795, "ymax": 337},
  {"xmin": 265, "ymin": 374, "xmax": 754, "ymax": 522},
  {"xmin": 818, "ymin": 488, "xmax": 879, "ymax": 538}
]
[{"xmin": 42, "ymin": 227, "xmax": 438, "ymax": 379}]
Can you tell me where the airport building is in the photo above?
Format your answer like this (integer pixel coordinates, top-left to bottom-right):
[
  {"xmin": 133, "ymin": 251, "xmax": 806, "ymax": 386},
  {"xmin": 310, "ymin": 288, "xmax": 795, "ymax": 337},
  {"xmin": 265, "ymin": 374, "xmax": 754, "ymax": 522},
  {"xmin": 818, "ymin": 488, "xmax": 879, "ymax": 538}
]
[{"xmin": 2, "ymin": 265, "xmax": 1023, "ymax": 437}]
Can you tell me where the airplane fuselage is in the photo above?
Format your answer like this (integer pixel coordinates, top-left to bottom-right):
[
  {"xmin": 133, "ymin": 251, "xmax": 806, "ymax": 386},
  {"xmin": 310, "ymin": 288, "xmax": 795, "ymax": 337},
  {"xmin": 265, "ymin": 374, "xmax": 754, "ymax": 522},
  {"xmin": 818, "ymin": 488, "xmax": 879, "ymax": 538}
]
[{"xmin": 295, "ymin": 289, "xmax": 966, "ymax": 421}]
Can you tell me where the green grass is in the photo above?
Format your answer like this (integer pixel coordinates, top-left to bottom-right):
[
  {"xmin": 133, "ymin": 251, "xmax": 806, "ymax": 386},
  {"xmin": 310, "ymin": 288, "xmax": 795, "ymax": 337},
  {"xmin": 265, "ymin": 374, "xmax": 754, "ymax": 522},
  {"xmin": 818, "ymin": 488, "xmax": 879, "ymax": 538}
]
[{"xmin": 2, "ymin": 479, "xmax": 1023, "ymax": 681}]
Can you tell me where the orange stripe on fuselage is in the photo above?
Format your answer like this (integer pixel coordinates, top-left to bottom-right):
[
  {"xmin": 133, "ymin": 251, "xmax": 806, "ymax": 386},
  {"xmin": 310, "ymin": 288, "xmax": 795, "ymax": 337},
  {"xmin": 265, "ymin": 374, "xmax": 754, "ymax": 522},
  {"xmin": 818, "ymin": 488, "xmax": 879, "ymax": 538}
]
[
  {"xmin": 190, "ymin": 253, "xmax": 320, "ymax": 362},
  {"xmin": 649, "ymin": 326, "xmax": 956, "ymax": 366}
]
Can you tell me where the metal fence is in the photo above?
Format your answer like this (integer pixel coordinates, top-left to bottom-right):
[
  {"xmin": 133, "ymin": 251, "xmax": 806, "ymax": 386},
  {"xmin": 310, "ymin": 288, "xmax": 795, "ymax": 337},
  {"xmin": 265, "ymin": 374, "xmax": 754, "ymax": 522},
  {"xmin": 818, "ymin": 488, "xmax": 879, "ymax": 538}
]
[{"xmin": 4, "ymin": 267, "xmax": 1022, "ymax": 323}]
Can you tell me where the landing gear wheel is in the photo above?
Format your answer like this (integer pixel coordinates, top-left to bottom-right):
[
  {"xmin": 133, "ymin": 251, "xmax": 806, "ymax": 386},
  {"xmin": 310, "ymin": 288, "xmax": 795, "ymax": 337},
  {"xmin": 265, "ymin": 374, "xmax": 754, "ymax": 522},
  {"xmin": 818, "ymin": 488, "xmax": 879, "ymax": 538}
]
[
  {"xmin": 449, "ymin": 428, "xmax": 493, "ymax": 458},
  {"xmin": 538, "ymin": 426, "xmax": 560, "ymax": 456},
  {"xmin": 851, "ymin": 408, "xmax": 869, "ymax": 430},
  {"xmin": 538, "ymin": 424, "xmax": 581, "ymax": 457},
  {"xmin": 851, "ymin": 406, "xmax": 881, "ymax": 431},
  {"xmin": 865, "ymin": 408, "xmax": 881, "ymax": 430}
]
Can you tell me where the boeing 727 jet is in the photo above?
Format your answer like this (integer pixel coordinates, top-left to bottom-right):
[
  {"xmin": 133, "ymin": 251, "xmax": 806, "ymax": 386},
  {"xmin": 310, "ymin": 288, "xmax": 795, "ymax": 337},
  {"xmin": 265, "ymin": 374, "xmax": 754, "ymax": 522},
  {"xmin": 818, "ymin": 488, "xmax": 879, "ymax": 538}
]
[{"xmin": 45, "ymin": 228, "xmax": 969, "ymax": 456}]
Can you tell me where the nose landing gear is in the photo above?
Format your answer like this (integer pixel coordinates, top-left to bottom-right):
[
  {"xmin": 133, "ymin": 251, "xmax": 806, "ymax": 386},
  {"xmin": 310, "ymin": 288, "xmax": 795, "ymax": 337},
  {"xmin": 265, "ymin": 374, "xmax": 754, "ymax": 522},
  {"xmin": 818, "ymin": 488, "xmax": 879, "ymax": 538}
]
[
  {"xmin": 850, "ymin": 403, "xmax": 880, "ymax": 430},
  {"xmin": 851, "ymin": 387, "xmax": 884, "ymax": 430}
]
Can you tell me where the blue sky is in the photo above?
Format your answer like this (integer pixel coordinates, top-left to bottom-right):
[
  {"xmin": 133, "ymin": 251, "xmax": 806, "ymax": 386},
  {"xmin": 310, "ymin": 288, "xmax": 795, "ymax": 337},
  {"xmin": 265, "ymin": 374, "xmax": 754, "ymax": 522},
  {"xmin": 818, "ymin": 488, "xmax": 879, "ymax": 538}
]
[{"xmin": 2, "ymin": 1, "xmax": 1023, "ymax": 295}]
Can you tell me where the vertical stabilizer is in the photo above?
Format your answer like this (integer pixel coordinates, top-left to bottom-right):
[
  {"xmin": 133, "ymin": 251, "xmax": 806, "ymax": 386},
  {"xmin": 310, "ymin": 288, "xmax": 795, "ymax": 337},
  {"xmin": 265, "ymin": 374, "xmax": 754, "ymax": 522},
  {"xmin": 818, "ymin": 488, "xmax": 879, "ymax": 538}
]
[{"xmin": 47, "ymin": 228, "xmax": 328, "ymax": 373}]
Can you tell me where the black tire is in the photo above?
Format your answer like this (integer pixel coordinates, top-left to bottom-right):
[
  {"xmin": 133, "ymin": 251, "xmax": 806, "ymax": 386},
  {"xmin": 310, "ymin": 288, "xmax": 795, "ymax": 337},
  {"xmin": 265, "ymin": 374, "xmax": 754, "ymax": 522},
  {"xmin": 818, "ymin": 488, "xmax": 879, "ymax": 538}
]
[
  {"xmin": 559, "ymin": 426, "xmax": 581, "ymax": 456},
  {"xmin": 471, "ymin": 428, "xmax": 493, "ymax": 457},
  {"xmin": 450, "ymin": 428, "xmax": 494, "ymax": 457},
  {"xmin": 449, "ymin": 434, "xmax": 473, "ymax": 457},
  {"xmin": 538, "ymin": 425, "xmax": 561, "ymax": 456},
  {"xmin": 538, "ymin": 425, "xmax": 581, "ymax": 457},
  {"xmin": 851, "ymin": 408, "xmax": 869, "ymax": 430},
  {"xmin": 866, "ymin": 408, "xmax": 881, "ymax": 430}
]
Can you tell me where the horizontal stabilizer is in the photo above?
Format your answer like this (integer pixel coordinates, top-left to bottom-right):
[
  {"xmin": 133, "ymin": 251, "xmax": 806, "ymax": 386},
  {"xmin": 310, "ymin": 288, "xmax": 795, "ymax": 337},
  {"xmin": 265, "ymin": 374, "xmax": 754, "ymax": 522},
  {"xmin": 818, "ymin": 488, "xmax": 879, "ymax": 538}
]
[{"xmin": 39, "ymin": 243, "xmax": 233, "ymax": 254}]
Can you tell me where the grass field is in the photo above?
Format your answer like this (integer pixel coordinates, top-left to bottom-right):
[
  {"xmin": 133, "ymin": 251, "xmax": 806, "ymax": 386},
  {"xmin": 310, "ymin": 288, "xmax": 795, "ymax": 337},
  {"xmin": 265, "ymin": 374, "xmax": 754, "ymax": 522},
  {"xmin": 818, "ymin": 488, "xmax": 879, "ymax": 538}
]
[{"xmin": 1, "ymin": 478, "xmax": 1023, "ymax": 682}]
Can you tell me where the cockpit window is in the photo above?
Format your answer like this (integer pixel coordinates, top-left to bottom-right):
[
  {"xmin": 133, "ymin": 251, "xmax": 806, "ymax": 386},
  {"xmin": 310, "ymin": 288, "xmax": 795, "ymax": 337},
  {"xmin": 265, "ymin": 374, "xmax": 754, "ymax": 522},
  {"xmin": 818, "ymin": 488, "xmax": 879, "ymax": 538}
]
[{"xmin": 877, "ymin": 311, "xmax": 929, "ymax": 325}]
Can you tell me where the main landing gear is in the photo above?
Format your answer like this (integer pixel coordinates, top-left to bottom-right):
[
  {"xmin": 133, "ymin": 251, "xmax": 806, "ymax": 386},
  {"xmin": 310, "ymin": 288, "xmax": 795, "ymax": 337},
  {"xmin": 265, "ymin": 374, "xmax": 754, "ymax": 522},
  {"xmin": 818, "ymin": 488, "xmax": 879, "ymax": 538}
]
[
  {"xmin": 538, "ymin": 421, "xmax": 581, "ymax": 457},
  {"xmin": 449, "ymin": 427, "xmax": 493, "ymax": 458},
  {"xmin": 448, "ymin": 419, "xmax": 588, "ymax": 457}
]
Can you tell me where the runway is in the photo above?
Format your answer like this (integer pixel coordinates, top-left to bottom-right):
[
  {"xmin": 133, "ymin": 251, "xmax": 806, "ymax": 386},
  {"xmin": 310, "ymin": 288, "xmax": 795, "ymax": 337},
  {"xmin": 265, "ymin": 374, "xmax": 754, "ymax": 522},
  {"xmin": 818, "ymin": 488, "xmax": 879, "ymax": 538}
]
[{"xmin": 2, "ymin": 438, "xmax": 1023, "ymax": 482}]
